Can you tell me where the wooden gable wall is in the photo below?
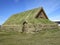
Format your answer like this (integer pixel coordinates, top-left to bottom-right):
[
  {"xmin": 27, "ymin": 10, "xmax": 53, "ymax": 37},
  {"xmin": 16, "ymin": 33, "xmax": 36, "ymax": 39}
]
[{"xmin": 35, "ymin": 8, "xmax": 48, "ymax": 19}]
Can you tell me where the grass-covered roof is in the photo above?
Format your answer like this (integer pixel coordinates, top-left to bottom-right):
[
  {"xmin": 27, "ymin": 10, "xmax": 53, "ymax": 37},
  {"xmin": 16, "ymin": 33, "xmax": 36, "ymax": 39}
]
[{"xmin": 3, "ymin": 7, "xmax": 54, "ymax": 25}]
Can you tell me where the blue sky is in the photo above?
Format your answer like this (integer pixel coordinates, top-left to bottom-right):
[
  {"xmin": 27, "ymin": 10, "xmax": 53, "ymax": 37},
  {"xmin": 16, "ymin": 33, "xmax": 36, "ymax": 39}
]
[{"xmin": 0, "ymin": 0, "xmax": 60, "ymax": 25}]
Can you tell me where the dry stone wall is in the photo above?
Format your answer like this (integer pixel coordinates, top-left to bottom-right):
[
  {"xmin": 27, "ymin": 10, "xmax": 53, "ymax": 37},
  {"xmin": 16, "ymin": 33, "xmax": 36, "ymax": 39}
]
[
  {"xmin": 0, "ymin": 23, "xmax": 58, "ymax": 33},
  {"xmin": 0, "ymin": 25, "xmax": 22, "ymax": 32},
  {"xmin": 23, "ymin": 23, "xmax": 58, "ymax": 33}
]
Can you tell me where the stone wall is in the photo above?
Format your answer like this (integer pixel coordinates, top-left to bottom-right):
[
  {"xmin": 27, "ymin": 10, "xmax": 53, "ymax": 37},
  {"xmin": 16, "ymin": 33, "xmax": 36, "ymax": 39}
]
[
  {"xmin": 0, "ymin": 25, "xmax": 22, "ymax": 32},
  {"xmin": 0, "ymin": 23, "xmax": 58, "ymax": 33},
  {"xmin": 23, "ymin": 23, "xmax": 58, "ymax": 33}
]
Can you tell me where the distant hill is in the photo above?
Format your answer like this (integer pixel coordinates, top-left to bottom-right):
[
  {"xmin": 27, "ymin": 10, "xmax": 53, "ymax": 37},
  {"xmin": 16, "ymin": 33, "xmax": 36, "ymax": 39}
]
[
  {"xmin": 54, "ymin": 21, "xmax": 60, "ymax": 26},
  {"xmin": 55, "ymin": 21, "xmax": 60, "ymax": 24}
]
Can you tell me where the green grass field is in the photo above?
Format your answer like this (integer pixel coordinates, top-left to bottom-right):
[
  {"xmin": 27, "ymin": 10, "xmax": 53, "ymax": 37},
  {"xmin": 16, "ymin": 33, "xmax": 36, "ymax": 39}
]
[{"xmin": 0, "ymin": 29, "xmax": 60, "ymax": 45}]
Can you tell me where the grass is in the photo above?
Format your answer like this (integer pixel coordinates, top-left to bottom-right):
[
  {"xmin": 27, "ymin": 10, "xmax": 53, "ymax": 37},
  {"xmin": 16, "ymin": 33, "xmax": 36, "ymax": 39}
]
[
  {"xmin": 3, "ymin": 8, "xmax": 40, "ymax": 25},
  {"xmin": 27, "ymin": 18, "xmax": 55, "ymax": 24},
  {"xmin": 3, "ymin": 7, "xmax": 54, "ymax": 25},
  {"xmin": 0, "ymin": 29, "xmax": 60, "ymax": 45}
]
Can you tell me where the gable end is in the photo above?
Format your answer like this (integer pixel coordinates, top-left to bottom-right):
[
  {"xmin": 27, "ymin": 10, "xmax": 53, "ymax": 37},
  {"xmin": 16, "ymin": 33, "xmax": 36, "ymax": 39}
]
[{"xmin": 35, "ymin": 8, "xmax": 48, "ymax": 19}]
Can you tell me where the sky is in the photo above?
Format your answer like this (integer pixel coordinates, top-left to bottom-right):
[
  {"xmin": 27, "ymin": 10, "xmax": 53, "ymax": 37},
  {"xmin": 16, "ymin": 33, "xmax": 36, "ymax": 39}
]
[{"xmin": 0, "ymin": 0, "xmax": 60, "ymax": 25}]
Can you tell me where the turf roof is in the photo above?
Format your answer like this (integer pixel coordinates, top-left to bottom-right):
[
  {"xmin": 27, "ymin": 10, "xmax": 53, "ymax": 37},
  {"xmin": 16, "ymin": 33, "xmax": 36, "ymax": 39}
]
[{"xmin": 3, "ymin": 7, "xmax": 54, "ymax": 25}]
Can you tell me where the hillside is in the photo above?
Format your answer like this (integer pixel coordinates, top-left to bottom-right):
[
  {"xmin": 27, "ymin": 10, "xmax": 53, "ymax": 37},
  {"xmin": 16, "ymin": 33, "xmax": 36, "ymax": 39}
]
[{"xmin": 3, "ymin": 7, "xmax": 55, "ymax": 25}]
